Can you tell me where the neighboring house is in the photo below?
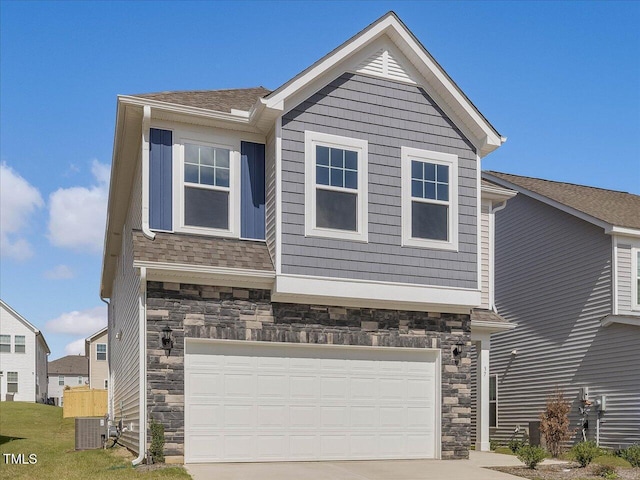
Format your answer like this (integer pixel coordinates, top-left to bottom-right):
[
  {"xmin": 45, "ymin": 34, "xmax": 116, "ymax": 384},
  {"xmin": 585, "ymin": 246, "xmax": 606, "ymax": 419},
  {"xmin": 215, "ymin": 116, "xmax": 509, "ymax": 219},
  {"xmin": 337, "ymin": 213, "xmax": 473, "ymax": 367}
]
[
  {"xmin": 47, "ymin": 355, "xmax": 89, "ymax": 407},
  {"xmin": 86, "ymin": 326, "xmax": 109, "ymax": 390},
  {"xmin": 101, "ymin": 12, "xmax": 516, "ymax": 464},
  {"xmin": 481, "ymin": 171, "xmax": 640, "ymax": 449},
  {"xmin": 0, "ymin": 300, "xmax": 50, "ymax": 403}
]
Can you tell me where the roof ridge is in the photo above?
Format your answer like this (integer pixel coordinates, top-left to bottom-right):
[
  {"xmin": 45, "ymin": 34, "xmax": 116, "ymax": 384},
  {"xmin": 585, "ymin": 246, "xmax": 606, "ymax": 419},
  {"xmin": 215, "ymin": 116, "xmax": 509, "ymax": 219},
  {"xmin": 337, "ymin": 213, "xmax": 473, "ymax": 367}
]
[
  {"xmin": 485, "ymin": 170, "xmax": 634, "ymax": 197},
  {"xmin": 130, "ymin": 86, "xmax": 270, "ymax": 96}
]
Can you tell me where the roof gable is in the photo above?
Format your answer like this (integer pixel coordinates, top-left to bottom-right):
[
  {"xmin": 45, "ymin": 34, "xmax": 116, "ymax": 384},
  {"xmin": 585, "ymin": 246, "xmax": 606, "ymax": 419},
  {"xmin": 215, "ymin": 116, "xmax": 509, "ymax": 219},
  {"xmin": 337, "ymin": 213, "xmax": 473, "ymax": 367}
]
[
  {"xmin": 262, "ymin": 11, "xmax": 504, "ymax": 157},
  {"xmin": 484, "ymin": 171, "xmax": 640, "ymax": 232}
]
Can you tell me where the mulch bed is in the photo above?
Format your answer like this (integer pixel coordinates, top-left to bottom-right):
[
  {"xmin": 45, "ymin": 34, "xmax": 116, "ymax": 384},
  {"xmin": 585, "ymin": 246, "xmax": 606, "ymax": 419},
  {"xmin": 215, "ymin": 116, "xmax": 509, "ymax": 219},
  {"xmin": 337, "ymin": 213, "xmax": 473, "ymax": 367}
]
[{"xmin": 490, "ymin": 463, "xmax": 640, "ymax": 480}]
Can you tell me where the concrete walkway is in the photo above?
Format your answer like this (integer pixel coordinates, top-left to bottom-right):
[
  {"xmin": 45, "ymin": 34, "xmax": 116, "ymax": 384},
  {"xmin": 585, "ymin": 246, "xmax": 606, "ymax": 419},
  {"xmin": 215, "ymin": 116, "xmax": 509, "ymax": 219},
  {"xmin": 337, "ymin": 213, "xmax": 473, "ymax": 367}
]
[{"xmin": 186, "ymin": 451, "xmax": 566, "ymax": 480}]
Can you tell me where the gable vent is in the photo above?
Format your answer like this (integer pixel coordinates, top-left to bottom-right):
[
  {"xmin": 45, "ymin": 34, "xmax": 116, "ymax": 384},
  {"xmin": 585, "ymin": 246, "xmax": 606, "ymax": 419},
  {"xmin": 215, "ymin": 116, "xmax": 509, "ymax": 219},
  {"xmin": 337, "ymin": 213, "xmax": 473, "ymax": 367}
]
[{"xmin": 356, "ymin": 49, "xmax": 416, "ymax": 84}]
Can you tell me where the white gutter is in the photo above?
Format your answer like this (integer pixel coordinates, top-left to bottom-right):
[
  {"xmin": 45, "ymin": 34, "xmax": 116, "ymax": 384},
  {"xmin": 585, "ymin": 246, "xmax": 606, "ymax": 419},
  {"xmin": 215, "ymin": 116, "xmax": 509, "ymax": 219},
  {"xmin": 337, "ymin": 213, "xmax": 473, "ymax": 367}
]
[
  {"xmin": 132, "ymin": 267, "xmax": 147, "ymax": 466},
  {"xmin": 141, "ymin": 106, "xmax": 155, "ymax": 240}
]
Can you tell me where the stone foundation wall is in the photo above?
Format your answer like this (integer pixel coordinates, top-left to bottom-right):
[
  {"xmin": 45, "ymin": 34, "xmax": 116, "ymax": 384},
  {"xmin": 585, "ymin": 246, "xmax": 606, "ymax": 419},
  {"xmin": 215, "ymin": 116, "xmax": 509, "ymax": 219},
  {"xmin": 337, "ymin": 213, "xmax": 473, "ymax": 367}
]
[{"xmin": 146, "ymin": 281, "xmax": 471, "ymax": 461}]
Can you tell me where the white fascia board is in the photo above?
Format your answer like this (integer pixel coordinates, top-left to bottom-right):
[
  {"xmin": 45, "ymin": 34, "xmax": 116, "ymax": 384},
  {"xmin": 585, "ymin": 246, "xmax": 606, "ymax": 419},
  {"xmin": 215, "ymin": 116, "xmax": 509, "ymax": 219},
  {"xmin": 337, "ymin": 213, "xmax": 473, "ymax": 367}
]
[
  {"xmin": 607, "ymin": 226, "xmax": 640, "ymax": 238},
  {"xmin": 118, "ymin": 95, "xmax": 252, "ymax": 125},
  {"xmin": 481, "ymin": 183, "xmax": 517, "ymax": 202},
  {"xmin": 601, "ymin": 314, "xmax": 640, "ymax": 327},
  {"xmin": 85, "ymin": 326, "xmax": 108, "ymax": 343},
  {"xmin": 273, "ymin": 274, "xmax": 480, "ymax": 313},
  {"xmin": 0, "ymin": 300, "xmax": 41, "ymax": 335},
  {"xmin": 134, "ymin": 260, "xmax": 275, "ymax": 289},
  {"xmin": 482, "ymin": 173, "xmax": 615, "ymax": 232},
  {"xmin": 471, "ymin": 320, "xmax": 517, "ymax": 335},
  {"xmin": 260, "ymin": 15, "xmax": 501, "ymax": 156}
]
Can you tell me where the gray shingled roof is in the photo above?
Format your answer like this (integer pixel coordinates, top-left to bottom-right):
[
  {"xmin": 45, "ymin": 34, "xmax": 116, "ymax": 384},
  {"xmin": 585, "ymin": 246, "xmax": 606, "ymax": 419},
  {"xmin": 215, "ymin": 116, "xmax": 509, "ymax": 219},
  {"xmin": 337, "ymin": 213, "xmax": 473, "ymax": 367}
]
[
  {"xmin": 471, "ymin": 309, "xmax": 509, "ymax": 323},
  {"xmin": 130, "ymin": 87, "xmax": 271, "ymax": 113},
  {"xmin": 132, "ymin": 231, "xmax": 274, "ymax": 271},
  {"xmin": 48, "ymin": 355, "xmax": 88, "ymax": 376},
  {"xmin": 485, "ymin": 171, "xmax": 640, "ymax": 230}
]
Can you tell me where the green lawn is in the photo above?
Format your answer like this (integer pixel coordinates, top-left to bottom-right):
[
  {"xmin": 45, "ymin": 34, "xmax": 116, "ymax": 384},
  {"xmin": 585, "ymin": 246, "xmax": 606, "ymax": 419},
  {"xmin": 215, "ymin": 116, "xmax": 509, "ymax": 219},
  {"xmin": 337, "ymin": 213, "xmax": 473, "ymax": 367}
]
[{"xmin": 0, "ymin": 402, "xmax": 191, "ymax": 480}]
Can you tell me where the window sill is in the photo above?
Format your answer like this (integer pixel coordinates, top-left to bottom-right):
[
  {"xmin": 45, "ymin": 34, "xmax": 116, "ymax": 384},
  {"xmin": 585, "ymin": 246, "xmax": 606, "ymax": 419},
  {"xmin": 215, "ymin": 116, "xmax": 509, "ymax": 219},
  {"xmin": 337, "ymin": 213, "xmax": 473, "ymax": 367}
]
[
  {"xmin": 176, "ymin": 225, "xmax": 238, "ymax": 239},
  {"xmin": 305, "ymin": 226, "xmax": 368, "ymax": 243},
  {"xmin": 402, "ymin": 236, "xmax": 458, "ymax": 252}
]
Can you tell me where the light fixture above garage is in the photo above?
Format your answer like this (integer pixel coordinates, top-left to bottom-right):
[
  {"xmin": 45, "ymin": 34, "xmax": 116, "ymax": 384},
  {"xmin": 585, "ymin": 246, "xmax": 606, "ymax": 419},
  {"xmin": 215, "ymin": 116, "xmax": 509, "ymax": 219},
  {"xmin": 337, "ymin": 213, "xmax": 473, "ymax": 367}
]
[
  {"xmin": 452, "ymin": 340, "xmax": 464, "ymax": 364},
  {"xmin": 161, "ymin": 326, "xmax": 174, "ymax": 356}
]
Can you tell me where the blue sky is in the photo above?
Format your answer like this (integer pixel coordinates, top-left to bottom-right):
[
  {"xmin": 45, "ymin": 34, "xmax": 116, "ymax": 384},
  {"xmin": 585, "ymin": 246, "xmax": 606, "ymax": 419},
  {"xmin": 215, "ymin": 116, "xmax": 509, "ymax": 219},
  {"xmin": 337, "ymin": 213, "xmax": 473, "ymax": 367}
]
[{"xmin": 1, "ymin": 1, "xmax": 638, "ymax": 360}]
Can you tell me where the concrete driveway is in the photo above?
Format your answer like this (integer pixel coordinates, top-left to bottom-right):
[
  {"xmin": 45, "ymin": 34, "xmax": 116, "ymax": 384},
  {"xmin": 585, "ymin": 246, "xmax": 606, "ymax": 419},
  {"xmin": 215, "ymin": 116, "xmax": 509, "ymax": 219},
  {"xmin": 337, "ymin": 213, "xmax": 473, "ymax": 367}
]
[{"xmin": 185, "ymin": 451, "xmax": 550, "ymax": 479}]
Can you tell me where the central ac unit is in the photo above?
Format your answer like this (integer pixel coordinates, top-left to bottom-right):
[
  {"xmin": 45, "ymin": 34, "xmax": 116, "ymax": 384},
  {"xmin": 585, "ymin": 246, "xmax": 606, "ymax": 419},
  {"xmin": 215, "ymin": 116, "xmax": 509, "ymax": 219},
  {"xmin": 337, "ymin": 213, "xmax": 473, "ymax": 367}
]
[{"xmin": 75, "ymin": 417, "xmax": 106, "ymax": 450}]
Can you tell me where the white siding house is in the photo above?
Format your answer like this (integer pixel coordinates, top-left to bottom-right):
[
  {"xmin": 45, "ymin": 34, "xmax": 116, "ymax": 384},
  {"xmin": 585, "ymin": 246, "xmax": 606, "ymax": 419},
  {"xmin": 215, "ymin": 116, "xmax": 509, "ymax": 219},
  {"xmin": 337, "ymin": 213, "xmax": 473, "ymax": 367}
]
[
  {"xmin": 47, "ymin": 355, "xmax": 89, "ymax": 407},
  {"xmin": 0, "ymin": 300, "xmax": 50, "ymax": 402},
  {"xmin": 85, "ymin": 326, "xmax": 109, "ymax": 389}
]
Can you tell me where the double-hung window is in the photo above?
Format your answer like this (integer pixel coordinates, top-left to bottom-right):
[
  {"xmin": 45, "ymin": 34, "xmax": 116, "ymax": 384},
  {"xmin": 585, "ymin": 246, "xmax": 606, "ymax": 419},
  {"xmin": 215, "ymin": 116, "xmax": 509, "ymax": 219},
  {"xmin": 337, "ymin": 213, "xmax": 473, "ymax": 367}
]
[
  {"xmin": 0, "ymin": 335, "xmax": 10, "ymax": 353},
  {"xmin": 401, "ymin": 146, "xmax": 458, "ymax": 250},
  {"xmin": 305, "ymin": 131, "xmax": 368, "ymax": 242},
  {"xmin": 7, "ymin": 372, "xmax": 18, "ymax": 393},
  {"xmin": 58, "ymin": 376, "xmax": 64, "ymax": 386},
  {"xmin": 182, "ymin": 143, "xmax": 232, "ymax": 232},
  {"xmin": 489, "ymin": 374, "xmax": 498, "ymax": 428},
  {"xmin": 96, "ymin": 343, "xmax": 107, "ymax": 361},
  {"xmin": 14, "ymin": 335, "xmax": 25, "ymax": 353}
]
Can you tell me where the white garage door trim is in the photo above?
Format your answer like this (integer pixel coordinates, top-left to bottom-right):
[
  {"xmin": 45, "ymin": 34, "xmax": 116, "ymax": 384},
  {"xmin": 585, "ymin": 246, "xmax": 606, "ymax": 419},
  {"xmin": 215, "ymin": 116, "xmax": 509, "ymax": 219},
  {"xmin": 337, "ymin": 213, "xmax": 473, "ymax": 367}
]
[{"xmin": 184, "ymin": 338, "xmax": 441, "ymax": 463}]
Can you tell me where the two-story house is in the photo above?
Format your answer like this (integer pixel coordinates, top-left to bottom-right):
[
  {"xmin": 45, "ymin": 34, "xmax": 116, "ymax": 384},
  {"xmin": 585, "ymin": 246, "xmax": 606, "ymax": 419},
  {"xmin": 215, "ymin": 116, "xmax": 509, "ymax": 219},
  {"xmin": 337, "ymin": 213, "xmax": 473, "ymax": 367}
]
[
  {"xmin": 86, "ymin": 326, "xmax": 109, "ymax": 390},
  {"xmin": 482, "ymin": 171, "xmax": 640, "ymax": 449},
  {"xmin": 101, "ymin": 12, "xmax": 515, "ymax": 464},
  {"xmin": 0, "ymin": 299, "xmax": 50, "ymax": 403},
  {"xmin": 47, "ymin": 355, "xmax": 89, "ymax": 406}
]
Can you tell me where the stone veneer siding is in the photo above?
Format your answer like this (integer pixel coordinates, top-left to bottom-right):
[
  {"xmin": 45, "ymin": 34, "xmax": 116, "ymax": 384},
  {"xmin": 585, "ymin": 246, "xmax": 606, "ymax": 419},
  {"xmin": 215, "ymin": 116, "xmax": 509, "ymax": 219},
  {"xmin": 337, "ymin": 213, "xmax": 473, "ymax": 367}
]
[{"xmin": 146, "ymin": 281, "xmax": 471, "ymax": 461}]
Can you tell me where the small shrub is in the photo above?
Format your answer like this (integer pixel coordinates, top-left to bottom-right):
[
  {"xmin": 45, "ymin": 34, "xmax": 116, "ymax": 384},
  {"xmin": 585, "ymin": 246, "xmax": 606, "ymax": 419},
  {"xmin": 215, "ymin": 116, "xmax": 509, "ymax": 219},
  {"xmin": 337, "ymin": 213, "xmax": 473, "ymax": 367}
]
[
  {"xmin": 594, "ymin": 464, "xmax": 618, "ymax": 479},
  {"xmin": 539, "ymin": 388, "xmax": 571, "ymax": 458},
  {"xmin": 572, "ymin": 440, "xmax": 601, "ymax": 467},
  {"xmin": 517, "ymin": 445, "xmax": 547, "ymax": 469},
  {"xmin": 149, "ymin": 420, "xmax": 165, "ymax": 463},
  {"xmin": 489, "ymin": 439, "xmax": 499, "ymax": 451},
  {"xmin": 619, "ymin": 444, "xmax": 640, "ymax": 468},
  {"xmin": 508, "ymin": 438, "xmax": 526, "ymax": 453}
]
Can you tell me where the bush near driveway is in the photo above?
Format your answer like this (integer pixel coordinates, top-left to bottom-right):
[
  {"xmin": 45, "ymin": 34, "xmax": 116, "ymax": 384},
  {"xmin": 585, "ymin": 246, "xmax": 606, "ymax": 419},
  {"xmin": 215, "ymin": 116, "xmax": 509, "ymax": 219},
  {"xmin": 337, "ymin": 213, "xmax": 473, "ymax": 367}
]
[
  {"xmin": 517, "ymin": 445, "xmax": 548, "ymax": 469},
  {"xmin": 0, "ymin": 403, "xmax": 190, "ymax": 480},
  {"xmin": 573, "ymin": 441, "xmax": 602, "ymax": 467}
]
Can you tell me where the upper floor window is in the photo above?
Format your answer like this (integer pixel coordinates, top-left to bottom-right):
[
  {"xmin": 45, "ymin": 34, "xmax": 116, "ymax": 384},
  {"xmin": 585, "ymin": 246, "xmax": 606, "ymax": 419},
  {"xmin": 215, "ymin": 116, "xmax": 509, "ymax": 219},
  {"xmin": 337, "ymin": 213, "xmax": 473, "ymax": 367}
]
[
  {"xmin": 78, "ymin": 376, "xmax": 84, "ymax": 385},
  {"xmin": 304, "ymin": 131, "xmax": 368, "ymax": 242},
  {"xmin": 14, "ymin": 335, "xmax": 25, "ymax": 353},
  {"xmin": 96, "ymin": 343, "xmax": 107, "ymax": 361},
  {"xmin": 0, "ymin": 335, "xmax": 10, "ymax": 353},
  {"xmin": 401, "ymin": 146, "xmax": 458, "ymax": 251},
  {"xmin": 7, "ymin": 372, "xmax": 18, "ymax": 393},
  {"xmin": 183, "ymin": 143, "xmax": 231, "ymax": 231},
  {"xmin": 58, "ymin": 376, "xmax": 64, "ymax": 386}
]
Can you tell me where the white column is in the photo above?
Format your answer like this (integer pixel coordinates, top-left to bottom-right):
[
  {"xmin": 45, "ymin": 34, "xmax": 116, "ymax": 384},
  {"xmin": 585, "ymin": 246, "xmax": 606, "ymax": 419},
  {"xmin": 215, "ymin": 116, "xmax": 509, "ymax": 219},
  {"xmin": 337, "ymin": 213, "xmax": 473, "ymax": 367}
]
[{"xmin": 475, "ymin": 333, "xmax": 491, "ymax": 452}]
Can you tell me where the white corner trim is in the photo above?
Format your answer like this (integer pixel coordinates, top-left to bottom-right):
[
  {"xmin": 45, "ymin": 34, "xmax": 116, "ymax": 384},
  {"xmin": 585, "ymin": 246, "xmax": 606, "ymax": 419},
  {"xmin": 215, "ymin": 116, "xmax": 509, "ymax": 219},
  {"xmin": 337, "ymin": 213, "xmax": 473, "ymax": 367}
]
[
  {"xmin": 601, "ymin": 314, "xmax": 640, "ymax": 328},
  {"xmin": 613, "ymin": 236, "xmax": 619, "ymax": 315},
  {"xmin": 275, "ymin": 116, "xmax": 283, "ymax": 275},
  {"xmin": 304, "ymin": 131, "xmax": 369, "ymax": 242},
  {"xmin": 632, "ymin": 247, "xmax": 640, "ymax": 311},
  {"xmin": 400, "ymin": 146, "xmax": 458, "ymax": 251},
  {"xmin": 476, "ymin": 154, "xmax": 482, "ymax": 303},
  {"xmin": 273, "ymin": 273, "xmax": 480, "ymax": 312},
  {"xmin": 141, "ymin": 106, "xmax": 155, "ymax": 240}
]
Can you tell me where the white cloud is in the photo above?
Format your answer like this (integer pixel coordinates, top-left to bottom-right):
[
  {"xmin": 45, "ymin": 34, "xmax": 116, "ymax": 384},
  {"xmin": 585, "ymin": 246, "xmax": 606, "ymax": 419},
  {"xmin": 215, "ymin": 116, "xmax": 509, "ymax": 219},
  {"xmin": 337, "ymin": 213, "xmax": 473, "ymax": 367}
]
[
  {"xmin": 0, "ymin": 162, "xmax": 44, "ymax": 260},
  {"xmin": 64, "ymin": 338, "xmax": 87, "ymax": 356},
  {"xmin": 48, "ymin": 159, "xmax": 110, "ymax": 253},
  {"xmin": 46, "ymin": 305, "xmax": 107, "ymax": 336},
  {"xmin": 43, "ymin": 264, "xmax": 75, "ymax": 280}
]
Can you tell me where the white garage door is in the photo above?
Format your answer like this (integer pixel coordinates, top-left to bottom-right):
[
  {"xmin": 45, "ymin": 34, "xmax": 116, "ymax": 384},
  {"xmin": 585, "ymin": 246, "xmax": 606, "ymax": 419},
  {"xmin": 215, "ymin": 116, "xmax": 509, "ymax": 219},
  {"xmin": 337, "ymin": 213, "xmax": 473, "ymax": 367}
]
[{"xmin": 184, "ymin": 339, "xmax": 439, "ymax": 463}]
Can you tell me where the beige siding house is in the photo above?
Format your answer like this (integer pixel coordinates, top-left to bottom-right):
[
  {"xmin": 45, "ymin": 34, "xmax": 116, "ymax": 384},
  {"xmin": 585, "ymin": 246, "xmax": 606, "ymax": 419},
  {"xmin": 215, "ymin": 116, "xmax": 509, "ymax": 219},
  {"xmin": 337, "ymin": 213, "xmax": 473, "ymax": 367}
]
[{"xmin": 86, "ymin": 327, "xmax": 109, "ymax": 390}]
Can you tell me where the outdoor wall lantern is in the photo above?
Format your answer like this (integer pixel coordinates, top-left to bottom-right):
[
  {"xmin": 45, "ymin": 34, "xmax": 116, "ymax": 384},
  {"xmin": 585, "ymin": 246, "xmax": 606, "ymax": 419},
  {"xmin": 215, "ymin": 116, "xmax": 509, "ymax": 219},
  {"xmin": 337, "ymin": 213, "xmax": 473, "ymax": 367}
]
[
  {"xmin": 161, "ymin": 326, "xmax": 174, "ymax": 356},
  {"xmin": 452, "ymin": 340, "xmax": 465, "ymax": 364}
]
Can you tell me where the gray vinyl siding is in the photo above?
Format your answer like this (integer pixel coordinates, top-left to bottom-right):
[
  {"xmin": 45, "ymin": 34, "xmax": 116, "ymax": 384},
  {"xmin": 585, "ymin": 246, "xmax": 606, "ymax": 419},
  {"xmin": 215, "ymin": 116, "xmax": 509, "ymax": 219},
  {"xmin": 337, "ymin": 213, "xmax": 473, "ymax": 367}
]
[
  {"xmin": 109, "ymin": 163, "xmax": 142, "ymax": 453},
  {"xmin": 280, "ymin": 73, "xmax": 478, "ymax": 288},
  {"xmin": 480, "ymin": 203, "xmax": 491, "ymax": 309},
  {"xmin": 486, "ymin": 194, "xmax": 640, "ymax": 448},
  {"xmin": 616, "ymin": 242, "xmax": 638, "ymax": 315},
  {"xmin": 265, "ymin": 127, "xmax": 276, "ymax": 266}
]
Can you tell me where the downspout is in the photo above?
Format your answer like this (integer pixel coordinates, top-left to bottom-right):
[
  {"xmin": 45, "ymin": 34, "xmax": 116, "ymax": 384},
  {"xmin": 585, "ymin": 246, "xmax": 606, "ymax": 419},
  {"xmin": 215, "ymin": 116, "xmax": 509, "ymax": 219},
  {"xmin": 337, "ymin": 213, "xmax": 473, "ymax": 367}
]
[
  {"xmin": 141, "ymin": 106, "xmax": 155, "ymax": 240},
  {"xmin": 132, "ymin": 267, "xmax": 147, "ymax": 466},
  {"xmin": 489, "ymin": 201, "xmax": 508, "ymax": 312}
]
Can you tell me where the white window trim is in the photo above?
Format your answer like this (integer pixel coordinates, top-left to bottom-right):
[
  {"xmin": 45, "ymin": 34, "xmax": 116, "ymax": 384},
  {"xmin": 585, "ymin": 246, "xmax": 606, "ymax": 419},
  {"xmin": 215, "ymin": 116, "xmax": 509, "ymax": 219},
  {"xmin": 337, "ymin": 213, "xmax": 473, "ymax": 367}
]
[
  {"xmin": 633, "ymin": 248, "xmax": 640, "ymax": 311},
  {"xmin": 401, "ymin": 146, "xmax": 458, "ymax": 251},
  {"xmin": 96, "ymin": 343, "xmax": 107, "ymax": 361},
  {"xmin": 304, "ymin": 131, "xmax": 368, "ymax": 242},
  {"xmin": 14, "ymin": 335, "xmax": 25, "ymax": 354},
  {"xmin": 174, "ymin": 133, "xmax": 240, "ymax": 238},
  {"xmin": 58, "ymin": 375, "xmax": 64, "ymax": 386},
  {"xmin": 0, "ymin": 334, "xmax": 10, "ymax": 353}
]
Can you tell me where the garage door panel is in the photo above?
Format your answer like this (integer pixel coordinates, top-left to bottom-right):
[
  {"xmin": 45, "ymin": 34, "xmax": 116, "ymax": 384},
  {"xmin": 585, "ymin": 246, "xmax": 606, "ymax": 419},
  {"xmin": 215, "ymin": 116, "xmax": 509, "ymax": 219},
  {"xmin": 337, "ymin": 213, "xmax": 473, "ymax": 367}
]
[{"xmin": 185, "ymin": 341, "xmax": 438, "ymax": 463}]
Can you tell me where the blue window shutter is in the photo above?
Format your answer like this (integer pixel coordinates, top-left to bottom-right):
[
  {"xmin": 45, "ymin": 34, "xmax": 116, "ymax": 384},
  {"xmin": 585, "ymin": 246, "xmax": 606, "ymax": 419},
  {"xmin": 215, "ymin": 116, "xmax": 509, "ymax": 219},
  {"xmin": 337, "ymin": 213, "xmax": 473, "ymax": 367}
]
[
  {"xmin": 241, "ymin": 141, "xmax": 266, "ymax": 240},
  {"xmin": 149, "ymin": 128, "xmax": 172, "ymax": 231}
]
